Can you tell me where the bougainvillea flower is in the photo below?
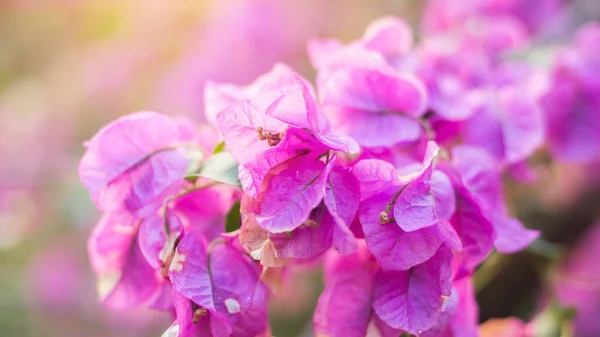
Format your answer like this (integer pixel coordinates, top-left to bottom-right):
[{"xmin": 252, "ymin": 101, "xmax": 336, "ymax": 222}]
[
  {"xmin": 241, "ymin": 160, "xmax": 360, "ymax": 262},
  {"xmin": 355, "ymin": 142, "xmax": 460, "ymax": 270},
  {"xmin": 463, "ymin": 16, "xmax": 529, "ymax": 56},
  {"xmin": 88, "ymin": 212, "xmax": 161, "ymax": 309},
  {"xmin": 254, "ymin": 154, "xmax": 334, "ymax": 233},
  {"xmin": 416, "ymin": 16, "xmax": 532, "ymax": 123},
  {"xmin": 360, "ymin": 16, "xmax": 414, "ymax": 58},
  {"xmin": 314, "ymin": 243, "xmax": 401, "ymax": 337},
  {"xmin": 359, "ymin": 182, "xmax": 461, "ymax": 270},
  {"xmin": 308, "ymin": 16, "xmax": 413, "ymax": 70},
  {"xmin": 75, "ymin": 11, "xmax": 573, "ymax": 337},
  {"xmin": 308, "ymin": 40, "xmax": 393, "ymax": 77},
  {"xmin": 237, "ymin": 127, "xmax": 329, "ymax": 199},
  {"xmin": 240, "ymin": 195, "xmax": 334, "ymax": 267},
  {"xmin": 372, "ymin": 244, "xmax": 453, "ymax": 334},
  {"xmin": 169, "ymin": 232, "xmax": 268, "ymax": 337},
  {"xmin": 308, "ymin": 17, "xmax": 428, "ymax": 148},
  {"xmin": 393, "ymin": 162, "xmax": 455, "ymax": 232},
  {"xmin": 462, "ymin": 86, "xmax": 544, "ymax": 166},
  {"xmin": 216, "ymin": 70, "xmax": 357, "ymax": 170},
  {"xmin": 450, "ymin": 146, "xmax": 539, "ymax": 254},
  {"xmin": 216, "ymin": 98, "xmax": 288, "ymax": 166},
  {"xmin": 422, "ymin": 276, "xmax": 479, "ymax": 337},
  {"xmin": 361, "ymin": 198, "xmax": 460, "ymax": 270},
  {"xmin": 319, "ymin": 68, "xmax": 427, "ymax": 148},
  {"xmin": 541, "ymin": 23, "xmax": 600, "ymax": 163},
  {"xmin": 79, "ymin": 112, "xmax": 191, "ymax": 216},
  {"xmin": 414, "ymin": 33, "xmax": 490, "ymax": 122},
  {"xmin": 204, "ymin": 63, "xmax": 308, "ymax": 130}
]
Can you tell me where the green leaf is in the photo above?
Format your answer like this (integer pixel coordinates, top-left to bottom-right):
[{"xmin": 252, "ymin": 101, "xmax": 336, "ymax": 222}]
[
  {"xmin": 186, "ymin": 151, "xmax": 241, "ymax": 187},
  {"xmin": 213, "ymin": 141, "xmax": 226, "ymax": 154},
  {"xmin": 225, "ymin": 202, "xmax": 242, "ymax": 233}
]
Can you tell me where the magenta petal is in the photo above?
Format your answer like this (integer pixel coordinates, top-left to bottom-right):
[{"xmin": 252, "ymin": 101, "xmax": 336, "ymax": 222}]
[
  {"xmin": 331, "ymin": 219, "xmax": 359, "ymax": 255},
  {"xmin": 420, "ymin": 287, "xmax": 459, "ymax": 337},
  {"xmin": 352, "ymin": 159, "xmax": 399, "ymax": 201},
  {"xmin": 209, "ymin": 244, "xmax": 268, "ymax": 337},
  {"xmin": 322, "ymin": 241, "xmax": 374, "ymax": 282},
  {"xmin": 149, "ymin": 280, "xmax": 174, "ymax": 312},
  {"xmin": 324, "ymin": 165, "xmax": 360, "ymax": 254},
  {"xmin": 79, "ymin": 112, "xmax": 189, "ymax": 216},
  {"xmin": 314, "ymin": 266, "xmax": 375, "ymax": 337},
  {"xmin": 398, "ymin": 140, "xmax": 440, "ymax": 182},
  {"xmin": 310, "ymin": 41, "xmax": 392, "ymax": 74},
  {"xmin": 240, "ymin": 197, "xmax": 333, "ymax": 265},
  {"xmin": 361, "ymin": 190, "xmax": 460, "ymax": 270},
  {"xmin": 450, "ymin": 182, "xmax": 495, "ymax": 274},
  {"xmin": 451, "ymin": 146, "xmax": 501, "ymax": 212},
  {"xmin": 361, "ymin": 16, "xmax": 413, "ymax": 57},
  {"xmin": 88, "ymin": 213, "xmax": 160, "ymax": 309},
  {"xmin": 432, "ymin": 170, "xmax": 456, "ymax": 220},
  {"xmin": 164, "ymin": 291, "xmax": 212, "ymax": 337},
  {"xmin": 256, "ymin": 155, "xmax": 331, "ymax": 233},
  {"xmin": 325, "ymin": 106, "xmax": 421, "ymax": 148},
  {"xmin": 138, "ymin": 210, "xmax": 183, "ymax": 269},
  {"xmin": 321, "ymin": 68, "xmax": 427, "ymax": 117},
  {"xmin": 316, "ymin": 131, "xmax": 360, "ymax": 154},
  {"xmin": 421, "ymin": 276, "xmax": 478, "ymax": 337},
  {"xmin": 461, "ymin": 98, "xmax": 505, "ymax": 163},
  {"xmin": 493, "ymin": 215, "xmax": 540, "ymax": 253},
  {"xmin": 372, "ymin": 245, "xmax": 453, "ymax": 335},
  {"xmin": 264, "ymin": 76, "xmax": 314, "ymax": 129},
  {"xmin": 204, "ymin": 81, "xmax": 247, "ymax": 130},
  {"xmin": 216, "ymin": 100, "xmax": 275, "ymax": 165},
  {"xmin": 168, "ymin": 233, "xmax": 212, "ymax": 309},
  {"xmin": 463, "ymin": 88, "xmax": 544, "ymax": 165},
  {"xmin": 239, "ymin": 127, "xmax": 329, "ymax": 198},
  {"xmin": 205, "ymin": 63, "xmax": 311, "ymax": 129},
  {"xmin": 394, "ymin": 167, "xmax": 455, "ymax": 232},
  {"xmin": 501, "ymin": 90, "xmax": 544, "ymax": 164},
  {"xmin": 393, "ymin": 177, "xmax": 437, "ymax": 232},
  {"xmin": 451, "ymin": 146, "xmax": 538, "ymax": 253},
  {"xmin": 542, "ymin": 76, "xmax": 600, "ymax": 162},
  {"xmin": 169, "ymin": 234, "xmax": 267, "ymax": 337},
  {"xmin": 97, "ymin": 150, "xmax": 187, "ymax": 217},
  {"xmin": 448, "ymin": 277, "xmax": 479, "ymax": 337},
  {"xmin": 269, "ymin": 213, "xmax": 334, "ymax": 260},
  {"xmin": 371, "ymin": 313, "xmax": 404, "ymax": 337},
  {"xmin": 306, "ymin": 98, "xmax": 360, "ymax": 155}
]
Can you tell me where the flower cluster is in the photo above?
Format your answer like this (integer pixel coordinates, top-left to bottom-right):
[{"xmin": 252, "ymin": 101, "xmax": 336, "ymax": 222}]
[{"xmin": 78, "ymin": 2, "xmax": 599, "ymax": 336}]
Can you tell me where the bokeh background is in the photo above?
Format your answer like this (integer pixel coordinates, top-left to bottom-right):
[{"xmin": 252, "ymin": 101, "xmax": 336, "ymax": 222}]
[{"xmin": 1, "ymin": 1, "xmax": 600, "ymax": 336}]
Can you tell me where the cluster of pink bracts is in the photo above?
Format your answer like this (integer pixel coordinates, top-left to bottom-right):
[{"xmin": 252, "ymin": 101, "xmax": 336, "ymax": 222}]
[{"xmin": 78, "ymin": 1, "xmax": 600, "ymax": 336}]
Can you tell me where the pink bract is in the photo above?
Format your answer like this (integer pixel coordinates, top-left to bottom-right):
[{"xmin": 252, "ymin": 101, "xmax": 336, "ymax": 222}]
[
  {"xmin": 169, "ymin": 233, "xmax": 268, "ymax": 337},
  {"xmin": 79, "ymin": 112, "xmax": 190, "ymax": 216}
]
